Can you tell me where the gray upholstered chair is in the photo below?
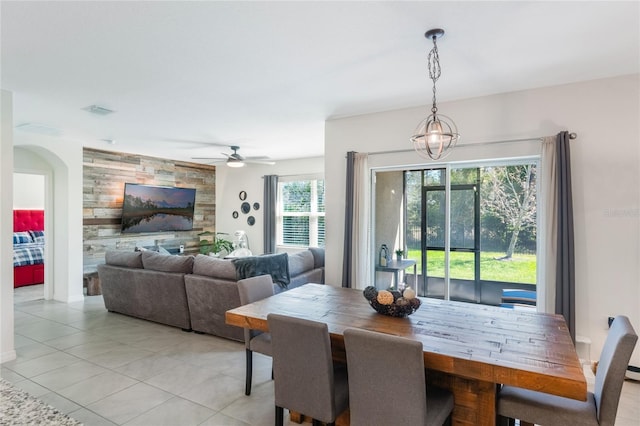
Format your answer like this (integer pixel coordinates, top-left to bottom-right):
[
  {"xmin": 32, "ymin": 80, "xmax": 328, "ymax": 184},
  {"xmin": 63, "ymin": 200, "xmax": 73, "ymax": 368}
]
[
  {"xmin": 267, "ymin": 313, "xmax": 349, "ymax": 426},
  {"xmin": 497, "ymin": 315, "xmax": 637, "ymax": 426},
  {"xmin": 237, "ymin": 274, "xmax": 275, "ymax": 396},
  {"xmin": 343, "ymin": 327, "xmax": 454, "ymax": 426}
]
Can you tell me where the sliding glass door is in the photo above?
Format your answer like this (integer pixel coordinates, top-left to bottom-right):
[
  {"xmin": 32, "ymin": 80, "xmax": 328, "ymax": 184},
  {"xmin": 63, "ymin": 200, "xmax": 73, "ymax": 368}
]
[{"xmin": 377, "ymin": 160, "xmax": 538, "ymax": 306}]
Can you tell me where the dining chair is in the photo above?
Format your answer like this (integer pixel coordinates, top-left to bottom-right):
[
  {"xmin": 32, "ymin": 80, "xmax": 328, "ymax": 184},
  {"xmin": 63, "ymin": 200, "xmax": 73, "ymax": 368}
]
[
  {"xmin": 343, "ymin": 327, "xmax": 454, "ymax": 426},
  {"xmin": 497, "ymin": 315, "xmax": 637, "ymax": 426},
  {"xmin": 267, "ymin": 313, "xmax": 349, "ymax": 426},
  {"xmin": 237, "ymin": 274, "xmax": 275, "ymax": 396}
]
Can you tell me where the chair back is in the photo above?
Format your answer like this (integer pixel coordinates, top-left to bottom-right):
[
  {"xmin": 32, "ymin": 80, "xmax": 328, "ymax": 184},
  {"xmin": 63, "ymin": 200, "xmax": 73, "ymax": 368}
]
[
  {"xmin": 267, "ymin": 313, "xmax": 338, "ymax": 423},
  {"xmin": 238, "ymin": 275, "xmax": 274, "ymax": 347},
  {"xmin": 594, "ymin": 315, "xmax": 637, "ymax": 426},
  {"xmin": 343, "ymin": 327, "xmax": 428, "ymax": 426}
]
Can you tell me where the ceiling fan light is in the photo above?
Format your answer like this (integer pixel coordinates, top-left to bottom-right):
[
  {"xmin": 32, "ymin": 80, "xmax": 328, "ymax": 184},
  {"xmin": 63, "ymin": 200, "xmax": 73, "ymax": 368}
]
[{"xmin": 226, "ymin": 158, "xmax": 245, "ymax": 168}]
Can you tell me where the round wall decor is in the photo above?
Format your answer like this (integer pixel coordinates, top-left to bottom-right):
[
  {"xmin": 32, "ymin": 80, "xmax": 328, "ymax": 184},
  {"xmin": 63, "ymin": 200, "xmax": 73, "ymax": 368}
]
[
  {"xmin": 247, "ymin": 216, "xmax": 256, "ymax": 226},
  {"xmin": 232, "ymin": 211, "xmax": 239, "ymax": 219},
  {"xmin": 253, "ymin": 202, "xmax": 260, "ymax": 211},
  {"xmin": 239, "ymin": 191, "xmax": 247, "ymax": 201},
  {"xmin": 241, "ymin": 202, "xmax": 251, "ymax": 214}
]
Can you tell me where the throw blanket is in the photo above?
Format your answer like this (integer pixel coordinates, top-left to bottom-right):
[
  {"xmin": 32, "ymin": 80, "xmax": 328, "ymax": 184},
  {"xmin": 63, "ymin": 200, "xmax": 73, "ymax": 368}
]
[
  {"xmin": 233, "ymin": 253, "xmax": 290, "ymax": 289},
  {"xmin": 13, "ymin": 243, "xmax": 45, "ymax": 267}
]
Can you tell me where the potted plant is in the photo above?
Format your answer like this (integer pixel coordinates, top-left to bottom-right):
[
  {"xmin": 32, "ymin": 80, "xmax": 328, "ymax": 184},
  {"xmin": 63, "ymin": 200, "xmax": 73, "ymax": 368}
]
[
  {"xmin": 199, "ymin": 232, "xmax": 234, "ymax": 257},
  {"xmin": 395, "ymin": 249, "xmax": 404, "ymax": 261}
]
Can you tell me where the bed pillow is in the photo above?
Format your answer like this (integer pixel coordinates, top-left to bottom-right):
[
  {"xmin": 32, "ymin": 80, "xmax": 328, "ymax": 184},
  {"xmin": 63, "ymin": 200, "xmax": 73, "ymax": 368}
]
[
  {"xmin": 13, "ymin": 232, "xmax": 33, "ymax": 245},
  {"xmin": 29, "ymin": 230, "xmax": 45, "ymax": 243}
]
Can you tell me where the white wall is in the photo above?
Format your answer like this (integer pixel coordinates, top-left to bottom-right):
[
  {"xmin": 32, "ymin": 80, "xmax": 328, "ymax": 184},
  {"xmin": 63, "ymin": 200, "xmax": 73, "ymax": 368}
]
[
  {"xmin": 325, "ymin": 74, "xmax": 640, "ymax": 366},
  {"xmin": 1, "ymin": 90, "xmax": 16, "ymax": 363},
  {"xmin": 13, "ymin": 173, "xmax": 45, "ymax": 209},
  {"xmin": 216, "ymin": 157, "xmax": 324, "ymax": 255},
  {"xmin": 12, "ymin": 137, "xmax": 84, "ymax": 304}
]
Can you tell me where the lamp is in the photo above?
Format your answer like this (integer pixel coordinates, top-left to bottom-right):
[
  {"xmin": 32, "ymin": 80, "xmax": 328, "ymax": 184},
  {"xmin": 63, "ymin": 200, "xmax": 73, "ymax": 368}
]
[{"xmin": 410, "ymin": 28, "xmax": 460, "ymax": 160}]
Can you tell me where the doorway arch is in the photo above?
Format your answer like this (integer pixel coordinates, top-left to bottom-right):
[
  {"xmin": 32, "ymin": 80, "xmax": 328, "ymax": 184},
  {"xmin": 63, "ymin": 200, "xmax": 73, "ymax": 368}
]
[{"xmin": 13, "ymin": 143, "xmax": 83, "ymax": 302}]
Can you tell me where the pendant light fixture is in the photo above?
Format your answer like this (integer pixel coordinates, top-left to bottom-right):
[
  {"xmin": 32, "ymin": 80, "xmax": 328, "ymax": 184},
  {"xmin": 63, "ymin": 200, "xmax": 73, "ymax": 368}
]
[{"xmin": 410, "ymin": 28, "xmax": 460, "ymax": 160}]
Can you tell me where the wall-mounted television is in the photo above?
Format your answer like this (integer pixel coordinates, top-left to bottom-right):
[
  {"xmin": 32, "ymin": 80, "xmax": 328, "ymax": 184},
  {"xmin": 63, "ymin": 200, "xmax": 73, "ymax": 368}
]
[{"xmin": 121, "ymin": 183, "xmax": 196, "ymax": 233}]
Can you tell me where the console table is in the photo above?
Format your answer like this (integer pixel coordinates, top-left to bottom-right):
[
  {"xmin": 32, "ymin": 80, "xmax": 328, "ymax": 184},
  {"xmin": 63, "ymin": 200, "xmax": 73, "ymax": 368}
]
[{"xmin": 374, "ymin": 259, "xmax": 417, "ymax": 289}]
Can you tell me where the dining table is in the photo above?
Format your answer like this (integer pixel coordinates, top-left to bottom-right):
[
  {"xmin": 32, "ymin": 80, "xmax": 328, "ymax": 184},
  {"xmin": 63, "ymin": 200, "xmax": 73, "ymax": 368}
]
[{"xmin": 225, "ymin": 283, "xmax": 586, "ymax": 426}]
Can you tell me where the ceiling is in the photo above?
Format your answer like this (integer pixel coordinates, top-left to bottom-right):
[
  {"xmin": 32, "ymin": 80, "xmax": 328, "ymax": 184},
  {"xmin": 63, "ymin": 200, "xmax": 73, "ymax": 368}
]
[{"xmin": 2, "ymin": 1, "xmax": 639, "ymax": 164}]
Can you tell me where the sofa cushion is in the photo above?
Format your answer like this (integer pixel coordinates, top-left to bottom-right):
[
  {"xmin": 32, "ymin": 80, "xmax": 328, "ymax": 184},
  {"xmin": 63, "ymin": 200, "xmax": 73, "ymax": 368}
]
[
  {"xmin": 141, "ymin": 250, "xmax": 194, "ymax": 273},
  {"xmin": 308, "ymin": 247, "xmax": 325, "ymax": 269},
  {"xmin": 233, "ymin": 253, "xmax": 290, "ymax": 289},
  {"xmin": 192, "ymin": 254, "xmax": 237, "ymax": 280},
  {"xmin": 105, "ymin": 250, "xmax": 143, "ymax": 269},
  {"xmin": 288, "ymin": 250, "xmax": 315, "ymax": 277}
]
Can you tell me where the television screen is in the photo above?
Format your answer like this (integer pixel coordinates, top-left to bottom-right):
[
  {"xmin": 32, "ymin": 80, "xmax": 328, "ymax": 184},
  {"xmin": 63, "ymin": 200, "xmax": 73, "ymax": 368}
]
[{"xmin": 121, "ymin": 183, "xmax": 196, "ymax": 233}]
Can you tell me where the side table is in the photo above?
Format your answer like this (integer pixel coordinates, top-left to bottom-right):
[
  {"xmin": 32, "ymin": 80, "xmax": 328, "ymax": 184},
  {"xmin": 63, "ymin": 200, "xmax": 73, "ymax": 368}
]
[
  {"xmin": 83, "ymin": 271, "xmax": 102, "ymax": 296},
  {"xmin": 374, "ymin": 259, "xmax": 417, "ymax": 290}
]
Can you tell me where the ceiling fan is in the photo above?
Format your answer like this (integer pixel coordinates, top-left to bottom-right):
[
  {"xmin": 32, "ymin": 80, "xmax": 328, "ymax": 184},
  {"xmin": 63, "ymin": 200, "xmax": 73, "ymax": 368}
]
[{"xmin": 192, "ymin": 145, "xmax": 275, "ymax": 168}]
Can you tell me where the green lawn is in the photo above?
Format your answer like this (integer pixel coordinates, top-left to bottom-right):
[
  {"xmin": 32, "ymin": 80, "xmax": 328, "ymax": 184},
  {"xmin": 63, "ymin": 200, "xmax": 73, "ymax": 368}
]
[{"xmin": 406, "ymin": 249, "xmax": 536, "ymax": 284}]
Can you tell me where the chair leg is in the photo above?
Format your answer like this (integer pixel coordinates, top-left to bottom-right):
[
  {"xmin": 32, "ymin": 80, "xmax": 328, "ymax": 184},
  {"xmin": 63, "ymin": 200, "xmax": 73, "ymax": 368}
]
[
  {"xmin": 245, "ymin": 349, "xmax": 253, "ymax": 396},
  {"xmin": 275, "ymin": 405, "xmax": 284, "ymax": 426}
]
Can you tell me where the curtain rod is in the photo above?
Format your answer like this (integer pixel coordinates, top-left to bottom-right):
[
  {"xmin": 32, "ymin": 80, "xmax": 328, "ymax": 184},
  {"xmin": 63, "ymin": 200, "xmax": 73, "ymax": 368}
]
[{"xmin": 364, "ymin": 132, "xmax": 577, "ymax": 157}]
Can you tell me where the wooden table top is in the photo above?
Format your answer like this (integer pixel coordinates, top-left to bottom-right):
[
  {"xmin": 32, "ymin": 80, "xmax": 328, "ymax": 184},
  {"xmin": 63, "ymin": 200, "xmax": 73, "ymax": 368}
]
[{"xmin": 226, "ymin": 283, "xmax": 586, "ymax": 401}]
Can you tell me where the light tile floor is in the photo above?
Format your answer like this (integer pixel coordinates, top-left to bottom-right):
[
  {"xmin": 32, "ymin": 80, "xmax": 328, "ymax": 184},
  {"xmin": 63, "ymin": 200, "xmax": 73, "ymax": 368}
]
[
  {"xmin": 2, "ymin": 287, "xmax": 639, "ymax": 426},
  {"xmin": 3, "ymin": 290, "xmax": 296, "ymax": 426}
]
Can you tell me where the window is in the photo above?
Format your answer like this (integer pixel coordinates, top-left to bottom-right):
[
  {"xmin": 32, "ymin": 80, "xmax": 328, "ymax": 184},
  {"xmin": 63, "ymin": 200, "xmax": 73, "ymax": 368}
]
[{"xmin": 277, "ymin": 177, "xmax": 325, "ymax": 248}]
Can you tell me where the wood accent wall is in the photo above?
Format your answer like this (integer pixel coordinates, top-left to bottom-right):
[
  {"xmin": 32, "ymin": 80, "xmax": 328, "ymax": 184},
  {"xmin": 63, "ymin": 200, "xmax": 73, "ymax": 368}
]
[{"xmin": 83, "ymin": 147, "xmax": 216, "ymax": 268}]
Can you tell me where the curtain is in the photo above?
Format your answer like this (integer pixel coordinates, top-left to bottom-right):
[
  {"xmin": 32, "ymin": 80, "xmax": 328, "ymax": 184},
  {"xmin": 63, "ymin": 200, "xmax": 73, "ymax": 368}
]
[
  {"xmin": 542, "ymin": 131, "xmax": 575, "ymax": 341},
  {"xmin": 263, "ymin": 175, "xmax": 278, "ymax": 254},
  {"xmin": 342, "ymin": 152, "xmax": 370, "ymax": 288},
  {"xmin": 342, "ymin": 152, "xmax": 356, "ymax": 287}
]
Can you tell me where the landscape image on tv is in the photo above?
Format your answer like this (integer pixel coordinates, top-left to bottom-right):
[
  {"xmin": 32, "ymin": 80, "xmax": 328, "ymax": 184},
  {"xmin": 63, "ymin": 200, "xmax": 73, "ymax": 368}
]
[{"xmin": 121, "ymin": 183, "xmax": 196, "ymax": 233}]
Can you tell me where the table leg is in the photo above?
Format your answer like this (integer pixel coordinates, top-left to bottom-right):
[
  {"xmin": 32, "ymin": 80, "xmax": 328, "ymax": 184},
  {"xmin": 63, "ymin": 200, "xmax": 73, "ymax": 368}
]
[{"xmin": 427, "ymin": 370, "xmax": 496, "ymax": 426}]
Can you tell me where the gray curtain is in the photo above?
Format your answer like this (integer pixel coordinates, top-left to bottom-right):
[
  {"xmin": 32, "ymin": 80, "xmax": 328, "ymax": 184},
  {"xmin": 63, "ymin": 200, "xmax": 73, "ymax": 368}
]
[
  {"xmin": 263, "ymin": 175, "xmax": 278, "ymax": 254},
  {"xmin": 555, "ymin": 131, "xmax": 575, "ymax": 342},
  {"xmin": 342, "ymin": 152, "xmax": 355, "ymax": 288}
]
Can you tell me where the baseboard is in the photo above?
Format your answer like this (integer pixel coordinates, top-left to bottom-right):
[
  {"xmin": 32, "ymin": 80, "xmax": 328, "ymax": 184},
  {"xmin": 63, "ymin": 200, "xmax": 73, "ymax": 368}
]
[{"xmin": 0, "ymin": 349, "xmax": 17, "ymax": 364}]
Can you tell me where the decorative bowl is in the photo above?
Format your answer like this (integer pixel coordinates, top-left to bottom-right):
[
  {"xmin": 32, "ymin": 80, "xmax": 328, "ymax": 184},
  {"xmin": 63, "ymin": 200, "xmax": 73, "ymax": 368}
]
[{"xmin": 362, "ymin": 286, "xmax": 421, "ymax": 318}]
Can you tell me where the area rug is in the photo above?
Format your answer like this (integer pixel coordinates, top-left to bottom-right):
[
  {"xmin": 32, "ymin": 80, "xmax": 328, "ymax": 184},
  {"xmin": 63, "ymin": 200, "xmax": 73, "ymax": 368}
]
[{"xmin": 0, "ymin": 378, "xmax": 82, "ymax": 425}]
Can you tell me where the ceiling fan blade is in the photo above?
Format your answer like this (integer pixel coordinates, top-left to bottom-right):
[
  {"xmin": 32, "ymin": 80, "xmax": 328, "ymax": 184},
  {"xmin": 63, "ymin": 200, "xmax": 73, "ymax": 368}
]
[
  {"xmin": 191, "ymin": 157, "xmax": 225, "ymax": 160},
  {"xmin": 244, "ymin": 159, "xmax": 276, "ymax": 165}
]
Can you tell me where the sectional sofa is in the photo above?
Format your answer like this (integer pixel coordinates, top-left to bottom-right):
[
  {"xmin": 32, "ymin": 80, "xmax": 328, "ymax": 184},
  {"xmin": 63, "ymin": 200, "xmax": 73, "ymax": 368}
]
[{"xmin": 97, "ymin": 248, "xmax": 325, "ymax": 341}]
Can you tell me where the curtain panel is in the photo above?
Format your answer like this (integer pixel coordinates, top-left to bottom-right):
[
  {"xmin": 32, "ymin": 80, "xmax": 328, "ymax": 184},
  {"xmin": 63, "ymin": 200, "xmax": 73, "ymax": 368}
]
[
  {"xmin": 263, "ymin": 175, "xmax": 278, "ymax": 254},
  {"xmin": 342, "ymin": 152, "xmax": 370, "ymax": 288},
  {"xmin": 542, "ymin": 131, "xmax": 575, "ymax": 342}
]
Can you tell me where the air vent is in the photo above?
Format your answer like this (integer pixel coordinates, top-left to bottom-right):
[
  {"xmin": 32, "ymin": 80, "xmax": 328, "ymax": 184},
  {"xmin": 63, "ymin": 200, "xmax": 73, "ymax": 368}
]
[
  {"xmin": 82, "ymin": 104, "xmax": 116, "ymax": 115},
  {"xmin": 15, "ymin": 122, "xmax": 61, "ymax": 136}
]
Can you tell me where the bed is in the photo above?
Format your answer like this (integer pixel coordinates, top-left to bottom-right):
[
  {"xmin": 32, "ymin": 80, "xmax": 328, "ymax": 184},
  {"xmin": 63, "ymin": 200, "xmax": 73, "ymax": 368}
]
[{"xmin": 13, "ymin": 210, "xmax": 45, "ymax": 288}]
